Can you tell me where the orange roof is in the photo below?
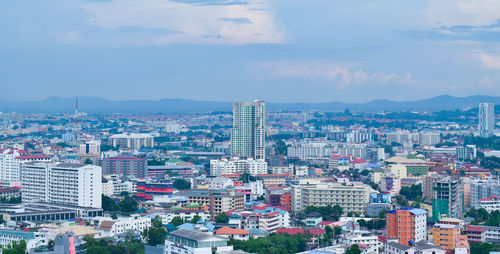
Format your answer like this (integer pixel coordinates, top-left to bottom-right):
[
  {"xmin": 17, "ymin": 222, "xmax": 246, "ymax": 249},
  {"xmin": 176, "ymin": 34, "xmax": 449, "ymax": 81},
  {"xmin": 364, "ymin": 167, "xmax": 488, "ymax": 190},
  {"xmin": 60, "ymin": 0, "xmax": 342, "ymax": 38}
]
[
  {"xmin": 215, "ymin": 227, "xmax": 249, "ymax": 235},
  {"xmin": 455, "ymin": 235, "xmax": 469, "ymax": 248}
]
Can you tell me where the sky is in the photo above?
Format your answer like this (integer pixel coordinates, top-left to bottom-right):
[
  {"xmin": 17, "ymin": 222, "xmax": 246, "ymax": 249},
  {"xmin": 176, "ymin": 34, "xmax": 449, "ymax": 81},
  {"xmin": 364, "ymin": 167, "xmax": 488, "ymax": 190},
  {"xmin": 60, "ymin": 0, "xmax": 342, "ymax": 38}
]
[{"xmin": 2, "ymin": 0, "xmax": 500, "ymax": 103}]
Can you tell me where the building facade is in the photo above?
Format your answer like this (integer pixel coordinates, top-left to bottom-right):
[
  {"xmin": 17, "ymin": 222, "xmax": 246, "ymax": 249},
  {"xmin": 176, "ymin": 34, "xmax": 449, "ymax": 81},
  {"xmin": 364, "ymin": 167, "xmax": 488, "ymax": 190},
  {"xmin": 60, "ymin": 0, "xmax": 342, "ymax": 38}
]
[
  {"xmin": 230, "ymin": 101, "xmax": 266, "ymax": 160},
  {"xmin": 21, "ymin": 162, "xmax": 102, "ymax": 208},
  {"xmin": 478, "ymin": 102, "xmax": 495, "ymax": 138},
  {"xmin": 101, "ymin": 156, "xmax": 147, "ymax": 178},
  {"xmin": 386, "ymin": 208, "xmax": 427, "ymax": 245}
]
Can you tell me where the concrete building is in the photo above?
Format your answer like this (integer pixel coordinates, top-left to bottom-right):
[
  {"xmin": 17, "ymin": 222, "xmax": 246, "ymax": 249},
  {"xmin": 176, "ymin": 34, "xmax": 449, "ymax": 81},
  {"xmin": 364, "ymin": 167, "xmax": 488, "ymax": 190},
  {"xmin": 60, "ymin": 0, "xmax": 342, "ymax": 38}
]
[
  {"xmin": 479, "ymin": 102, "xmax": 495, "ymax": 138},
  {"xmin": 456, "ymin": 145, "xmax": 477, "ymax": 161},
  {"xmin": 432, "ymin": 223, "xmax": 461, "ymax": 251},
  {"xmin": 209, "ymin": 157, "xmax": 267, "ymax": 176},
  {"xmin": 386, "ymin": 208, "xmax": 427, "ymax": 246},
  {"xmin": 385, "ymin": 240, "xmax": 445, "ymax": 254},
  {"xmin": 108, "ymin": 133, "xmax": 154, "ymax": 149},
  {"xmin": 0, "ymin": 229, "xmax": 47, "ymax": 252},
  {"xmin": 419, "ymin": 132, "xmax": 440, "ymax": 146},
  {"xmin": 287, "ymin": 143, "xmax": 333, "ymax": 161},
  {"xmin": 101, "ymin": 156, "xmax": 147, "ymax": 178},
  {"xmin": 432, "ymin": 176, "xmax": 464, "ymax": 221},
  {"xmin": 208, "ymin": 177, "xmax": 234, "ymax": 190},
  {"xmin": 165, "ymin": 228, "xmax": 233, "ymax": 254},
  {"xmin": 0, "ymin": 148, "xmax": 51, "ymax": 182},
  {"xmin": 480, "ymin": 196, "xmax": 500, "ymax": 213},
  {"xmin": 187, "ymin": 188, "xmax": 245, "ymax": 216},
  {"xmin": 468, "ymin": 179, "xmax": 500, "ymax": 209},
  {"xmin": 291, "ymin": 183, "xmax": 370, "ymax": 215},
  {"xmin": 94, "ymin": 214, "xmax": 151, "ymax": 237},
  {"xmin": 21, "ymin": 162, "xmax": 102, "ymax": 208},
  {"xmin": 230, "ymin": 101, "xmax": 266, "ymax": 160}
]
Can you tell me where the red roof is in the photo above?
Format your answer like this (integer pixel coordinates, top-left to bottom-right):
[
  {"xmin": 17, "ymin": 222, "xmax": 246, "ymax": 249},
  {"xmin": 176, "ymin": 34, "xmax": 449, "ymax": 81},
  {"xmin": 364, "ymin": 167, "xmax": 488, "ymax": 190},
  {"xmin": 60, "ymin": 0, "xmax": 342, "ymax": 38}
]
[
  {"xmin": 378, "ymin": 236, "xmax": 387, "ymax": 242},
  {"xmin": 318, "ymin": 221, "xmax": 336, "ymax": 226},
  {"xmin": 15, "ymin": 155, "xmax": 51, "ymax": 160},
  {"xmin": 465, "ymin": 225, "xmax": 485, "ymax": 232},
  {"xmin": 216, "ymin": 227, "xmax": 249, "ymax": 235},
  {"xmin": 276, "ymin": 228, "xmax": 324, "ymax": 235},
  {"xmin": 351, "ymin": 159, "xmax": 368, "ymax": 164},
  {"xmin": 276, "ymin": 228, "xmax": 304, "ymax": 235}
]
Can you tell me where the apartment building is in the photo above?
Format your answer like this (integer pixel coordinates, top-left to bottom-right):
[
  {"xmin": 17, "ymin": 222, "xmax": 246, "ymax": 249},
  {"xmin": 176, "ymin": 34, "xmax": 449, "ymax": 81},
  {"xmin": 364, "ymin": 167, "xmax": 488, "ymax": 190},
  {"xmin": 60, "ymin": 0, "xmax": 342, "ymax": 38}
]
[
  {"xmin": 209, "ymin": 157, "xmax": 267, "ymax": 176},
  {"xmin": 108, "ymin": 133, "xmax": 154, "ymax": 149},
  {"xmin": 386, "ymin": 208, "xmax": 427, "ymax": 246},
  {"xmin": 432, "ymin": 223, "xmax": 461, "ymax": 251},
  {"xmin": 291, "ymin": 183, "xmax": 370, "ymax": 215},
  {"xmin": 187, "ymin": 188, "xmax": 244, "ymax": 216},
  {"xmin": 101, "ymin": 156, "xmax": 147, "ymax": 178},
  {"xmin": 21, "ymin": 162, "xmax": 102, "ymax": 208}
]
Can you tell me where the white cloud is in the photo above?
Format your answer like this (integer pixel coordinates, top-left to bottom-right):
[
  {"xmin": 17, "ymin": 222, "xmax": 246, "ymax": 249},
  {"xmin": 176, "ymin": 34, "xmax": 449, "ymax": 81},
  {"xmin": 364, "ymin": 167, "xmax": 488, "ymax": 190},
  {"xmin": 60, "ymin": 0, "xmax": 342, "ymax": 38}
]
[
  {"xmin": 83, "ymin": 0, "xmax": 284, "ymax": 45},
  {"xmin": 258, "ymin": 60, "xmax": 413, "ymax": 87},
  {"xmin": 425, "ymin": 0, "xmax": 500, "ymax": 27},
  {"xmin": 476, "ymin": 52, "xmax": 500, "ymax": 70}
]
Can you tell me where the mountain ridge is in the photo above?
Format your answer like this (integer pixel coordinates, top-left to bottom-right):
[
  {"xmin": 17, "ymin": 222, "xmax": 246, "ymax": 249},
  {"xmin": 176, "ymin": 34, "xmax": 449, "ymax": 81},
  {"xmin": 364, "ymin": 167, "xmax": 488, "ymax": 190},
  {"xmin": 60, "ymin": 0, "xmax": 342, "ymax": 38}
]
[{"xmin": 0, "ymin": 95, "xmax": 498, "ymax": 113}]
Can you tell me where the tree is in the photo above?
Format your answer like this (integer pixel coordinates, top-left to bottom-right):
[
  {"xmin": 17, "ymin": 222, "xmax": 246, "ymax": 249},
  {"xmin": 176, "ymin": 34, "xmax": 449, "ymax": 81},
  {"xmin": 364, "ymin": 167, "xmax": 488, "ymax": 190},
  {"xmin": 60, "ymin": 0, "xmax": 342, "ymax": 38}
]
[
  {"xmin": 470, "ymin": 242, "xmax": 500, "ymax": 254},
  {"xmin": 239, "ymin": 173, "xmax": 256, "ymax": 183},
  {"xmin": 378, "ymin": 209, "xmax": 387, "ymax": 219},
  {"xmin": 170, "ymin": 217, "xmax": 184, "ymax": 226},
  {"xmin": 102, "ymin": 195, "xmax": 119, "ymax": 212},
  {"xmin": 120, "ymin": 191, "xmax": 130, "ymax": 197},
  {"xmin": 275, "ymin": 140, "xmax": 288, "ymax": 156},
  {"xmin": 399, "ymin": 184, "xmax": 422, "ymax": 201},
  {"xmin": 395, "ymin": 195, "xmax": 409, "ymax": 207},
  {"xmin": 84, "ymin": 158, "xmax": 93, "ymax": 165},
  {"xmin": 334, "ymin": 226, "xmax": 343, "ymax": 238},
  {"xmin": 215, "ymin": 213, "xmax": 229, "ymax": 223},
  {"xmin": 173, "ymin": 179, "xmax": 191, "ymax": 190},
  {"xmin": 2, "ymin": 240, "xmax": 27, "ymax": 254},
  {"xmin": 119, "ymin": 196, "xmax": 138, "ymax": 213},
  {"xmin": 143, "ymin": 216, "xmax": 167, "ymax": 246},
  {"xmin": 190, "ymin": 215, "xmax": 202, "ymax": 224},
  {"xmin": 229, "ymin": 232, "xmax": 311, "ymax": 254},
  {"xmin": 346, "ymin": 244, "xmax": 361, "ymax": 254},
  {"xmin": 481, "ymin": 156, "xmax": 500, "ymax": 171}
]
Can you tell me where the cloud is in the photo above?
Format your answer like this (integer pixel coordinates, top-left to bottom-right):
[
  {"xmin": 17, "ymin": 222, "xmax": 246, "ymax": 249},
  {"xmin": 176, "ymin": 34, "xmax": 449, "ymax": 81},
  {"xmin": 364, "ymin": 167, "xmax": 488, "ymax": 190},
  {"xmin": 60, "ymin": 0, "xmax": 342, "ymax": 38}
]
[
  {"xmin": 476, "ymin": 52, "xmax": 500, "ymax": 70},
  {"xmin": 425, "ymin": 0, "xmax": 500, "ymax": 28},
  {"xmin": 257, "ymin": 60, "xmax": 413, "ymax": 87},
  {"xmin": 83, "ymin": 0, "xmax": 284, "ymax": 45}
]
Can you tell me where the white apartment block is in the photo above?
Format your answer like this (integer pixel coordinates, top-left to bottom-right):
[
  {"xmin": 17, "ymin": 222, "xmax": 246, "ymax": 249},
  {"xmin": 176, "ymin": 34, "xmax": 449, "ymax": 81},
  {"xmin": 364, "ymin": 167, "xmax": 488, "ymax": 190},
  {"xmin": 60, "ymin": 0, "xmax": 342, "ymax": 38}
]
[
  {"xmin": 209, "ymin": 177, "xmax": 234, "ymax": 190},
  {"xmin": 419, "ymin": 132, "xmax": 441, "ymax": 146},
  {"xmin": 291, "ymin": 183, "xmax": 370, "ymax": 215},
  {"xmin": 287, "ymin": 143, "xmax": 333, "ymax": 160},
  {"xmin": 155, "ymin": 210, "xmax": 211, "ymax": 225},
  {"xmin": 230, "ymin": 101, "xmax": 266, "ymax": 160},
  {"xmin": 0, "ymin": 149, "xmax": 51, "ymax": 182},
  {"xmin": 108, "ymin": 133, "xmax": 154, "ymax": 149},
  {"xmin": 94, "ymin": 214, "xmax": 151, "ymax": 237},
  {"xmin": 21, "ymin": 162, "xmax": 102, "ymax": 208},
  {"xmin": 209, "ymin": 157, "xmax": 267, "ymax": 176},
  {"xmin": 79, "ymin": 140, "xmax": 101, "ymax": 155}
]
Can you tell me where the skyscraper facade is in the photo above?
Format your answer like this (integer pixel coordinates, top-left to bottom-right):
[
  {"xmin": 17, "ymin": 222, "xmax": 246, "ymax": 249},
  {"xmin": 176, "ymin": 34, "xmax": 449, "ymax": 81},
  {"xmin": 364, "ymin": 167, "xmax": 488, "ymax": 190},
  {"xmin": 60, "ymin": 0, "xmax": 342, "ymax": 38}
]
[
  {"xmin": 479, "ymin": 102, "xmax": 495, "ymax": 138},
  {"xmin": 230, "ymin": 101, "xmax": 266, "ymax": 160}
]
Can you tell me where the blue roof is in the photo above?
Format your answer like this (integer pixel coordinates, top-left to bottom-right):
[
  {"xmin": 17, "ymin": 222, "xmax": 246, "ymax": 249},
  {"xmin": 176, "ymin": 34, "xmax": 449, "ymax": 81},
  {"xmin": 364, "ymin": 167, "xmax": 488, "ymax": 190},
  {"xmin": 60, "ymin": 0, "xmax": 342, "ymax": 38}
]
[
  {"xmin": 248, "ymin": 228, "xmax": 268, "ymax": 235},
  {"xmin": 410, "ymin": 208, "xmax": 428, "ymax": 215},
  {"xmin": 367, "ymin": 164, "xmax": 381, "ymax": 168},
  {"xmin": 177, "ymin": 223, "xmax": 195, "ymax": 230}
]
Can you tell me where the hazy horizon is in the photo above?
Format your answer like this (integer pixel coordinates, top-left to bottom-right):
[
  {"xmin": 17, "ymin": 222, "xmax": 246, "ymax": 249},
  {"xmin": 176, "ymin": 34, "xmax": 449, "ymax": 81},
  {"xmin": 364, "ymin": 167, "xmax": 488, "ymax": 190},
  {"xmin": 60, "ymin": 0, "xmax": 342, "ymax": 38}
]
[{"xmin": 2, "ymin": 0, "xmax": 500, "ymax": 102}]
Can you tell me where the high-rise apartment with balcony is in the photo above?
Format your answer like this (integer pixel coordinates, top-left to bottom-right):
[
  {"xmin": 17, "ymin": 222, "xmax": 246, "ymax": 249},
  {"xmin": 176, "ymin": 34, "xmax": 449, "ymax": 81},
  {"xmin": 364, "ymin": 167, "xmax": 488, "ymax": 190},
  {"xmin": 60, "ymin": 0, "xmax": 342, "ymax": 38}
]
[
  {"xmin": 479, "ymin": 102, "xmax": 495, "ymax": 138},
  {"xmin": 230, "ymin": 101, "xmax": 266, "ymax": 160}
]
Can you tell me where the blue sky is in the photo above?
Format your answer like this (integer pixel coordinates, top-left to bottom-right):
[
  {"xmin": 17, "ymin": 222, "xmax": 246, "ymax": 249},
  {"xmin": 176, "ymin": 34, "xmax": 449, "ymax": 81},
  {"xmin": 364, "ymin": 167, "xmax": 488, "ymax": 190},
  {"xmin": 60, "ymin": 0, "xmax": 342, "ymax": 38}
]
[{"xmin": 2, "ymin": 0, "xmax": 500, "ymax": 102}]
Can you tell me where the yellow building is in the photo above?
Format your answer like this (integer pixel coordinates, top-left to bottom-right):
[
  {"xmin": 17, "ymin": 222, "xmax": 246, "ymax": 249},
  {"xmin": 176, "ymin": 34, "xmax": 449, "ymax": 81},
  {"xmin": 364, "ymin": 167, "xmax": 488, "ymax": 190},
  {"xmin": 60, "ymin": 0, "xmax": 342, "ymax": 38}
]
[
  {"xmin": 390, "ymin": 164, "xmax": 407, "ymax": 178},
  {"xmin": 432, "ymin": 223, "xmax": 460, "ymax": 250}
]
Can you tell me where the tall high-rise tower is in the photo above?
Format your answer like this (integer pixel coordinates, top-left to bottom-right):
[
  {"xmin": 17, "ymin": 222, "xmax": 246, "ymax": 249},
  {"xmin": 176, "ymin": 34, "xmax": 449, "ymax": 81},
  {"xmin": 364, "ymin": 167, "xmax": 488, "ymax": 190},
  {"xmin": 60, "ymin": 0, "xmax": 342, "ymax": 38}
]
[
  {"xmin": 479, "ymin": 102, "xmax": 495, "ymax": 138},
  {"xmin": 230, "ymin": 101, "xmax": 266, "ymax": 160}
]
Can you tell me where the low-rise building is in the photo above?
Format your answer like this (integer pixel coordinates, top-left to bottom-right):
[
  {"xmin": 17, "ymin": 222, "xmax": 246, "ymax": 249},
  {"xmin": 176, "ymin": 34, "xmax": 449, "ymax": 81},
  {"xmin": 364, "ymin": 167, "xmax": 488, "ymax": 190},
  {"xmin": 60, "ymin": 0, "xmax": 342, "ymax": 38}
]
[
  {"xmin": 165, "ymin": 228, "xmax": 233, "ymax": 254},
  {"xmin": 432, "ymin": 223, "xmax": 461, "ymax": 251},
  {"xmin": 291, "ymin": 183, "xmax": 370, "ymax": 215}
]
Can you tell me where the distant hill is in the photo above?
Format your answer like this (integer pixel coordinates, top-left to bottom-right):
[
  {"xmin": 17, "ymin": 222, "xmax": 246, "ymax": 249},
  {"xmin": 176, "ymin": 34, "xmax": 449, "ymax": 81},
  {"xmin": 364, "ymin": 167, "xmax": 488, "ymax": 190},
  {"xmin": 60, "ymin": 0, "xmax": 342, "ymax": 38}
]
[{"xmin": 0, "ymin": 95, "xmax": 499, "ymax": 114}]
